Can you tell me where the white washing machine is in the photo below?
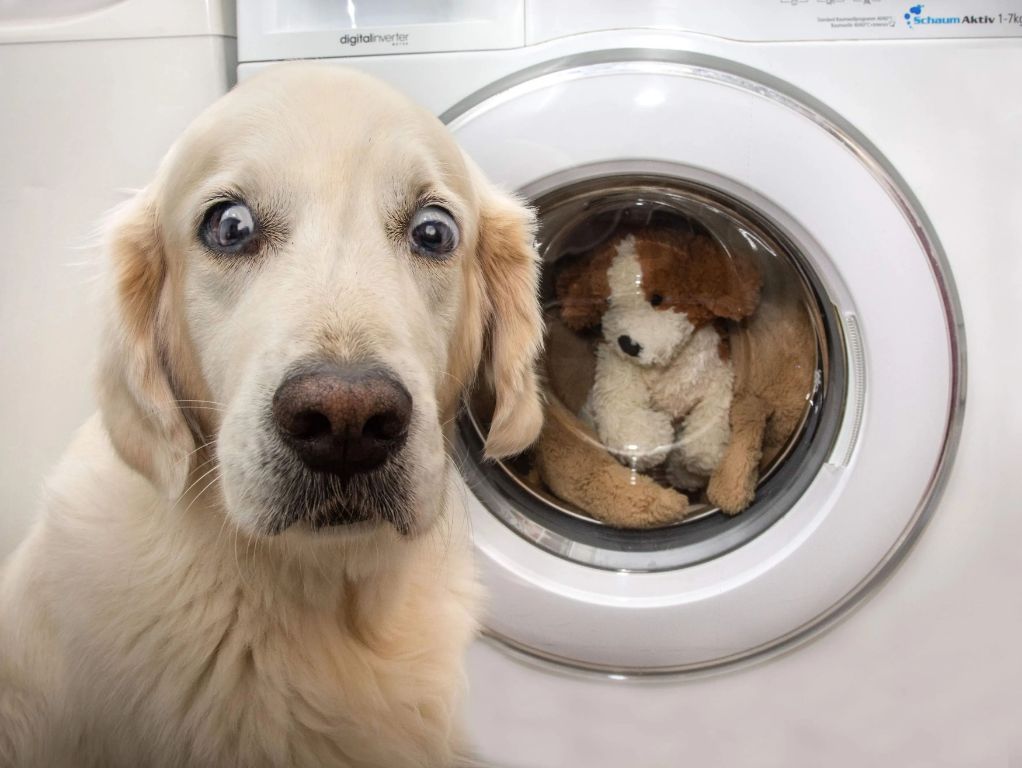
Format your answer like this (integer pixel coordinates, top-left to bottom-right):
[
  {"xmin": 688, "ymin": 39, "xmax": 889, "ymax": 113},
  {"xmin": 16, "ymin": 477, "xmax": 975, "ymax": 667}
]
[
  {"xmin": 241, "ymin": 2, "xmax": 1020, "ymax": 765},
  {"xmin": 0, "ymin": 0, "xmax": 236, "ymax": 557}
]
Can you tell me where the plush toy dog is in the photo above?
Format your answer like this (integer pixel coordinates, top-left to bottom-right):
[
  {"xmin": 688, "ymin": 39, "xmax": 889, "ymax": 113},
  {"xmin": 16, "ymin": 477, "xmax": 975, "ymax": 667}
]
[
  {"xmin": 532, "ymin": 301, "xmax": 817, "ymax": 525},
  {"xmin": 509, "ymin": 226, "xmax": 816, "ymax": 527},
  {"xmin": 556, "ymin": 227, "xmax": 762, "ymax": 491}
]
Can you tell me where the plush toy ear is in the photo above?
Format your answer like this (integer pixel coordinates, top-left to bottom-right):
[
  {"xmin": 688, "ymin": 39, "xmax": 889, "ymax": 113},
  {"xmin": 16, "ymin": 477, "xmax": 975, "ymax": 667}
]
[
  {"xmin": 471, "ymin": 171, "xmax": 545, "ymax": 459},
  {"xmin": 554, "ymin": 249, "xmax": 612, "ymax": 331},
  {"xmin": 694, "ymin": 235, "xmax": 763, "ymax": 321},
  {"xmin": 96, "ymin": 191, "xmax": 196, "ymax": 499}
]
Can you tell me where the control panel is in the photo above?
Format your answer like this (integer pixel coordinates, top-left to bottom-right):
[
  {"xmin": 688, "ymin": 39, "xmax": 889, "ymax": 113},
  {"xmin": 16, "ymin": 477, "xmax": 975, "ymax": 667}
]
[
  {"xmin": 526, "ymin": 0, "xmax": 1022, "ymax": 43},
  {"xmin": 237, "ymin": 0, "xmax": 1022, "ymax": 64}
]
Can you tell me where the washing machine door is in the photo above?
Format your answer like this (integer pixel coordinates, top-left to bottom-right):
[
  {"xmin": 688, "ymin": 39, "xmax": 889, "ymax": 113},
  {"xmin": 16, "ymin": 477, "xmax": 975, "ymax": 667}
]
[{"xmin": 447, "ymin": 53, "xmax": 963, "ymax": 673}]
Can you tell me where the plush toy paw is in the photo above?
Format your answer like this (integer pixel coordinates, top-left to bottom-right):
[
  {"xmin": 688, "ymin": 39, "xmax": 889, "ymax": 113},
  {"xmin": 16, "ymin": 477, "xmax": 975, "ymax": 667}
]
[
  {"xmin": 628, "ymin": 481, "xmax": 691, "ymax": 528},
  {"xmin": 704, "ymin": 393, "xmax": 769, "ymax": 514},
  {"xmin": 706, "ymin": 471, "xmax": 757, "ymax": 515}
]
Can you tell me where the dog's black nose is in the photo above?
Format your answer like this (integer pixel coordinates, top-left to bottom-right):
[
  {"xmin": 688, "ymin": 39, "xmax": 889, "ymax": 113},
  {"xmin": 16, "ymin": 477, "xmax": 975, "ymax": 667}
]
[
  {"xmin": 272, "ymin": 363, "xmax": 412, "ymax": 478},
  {"xmin": 617, "ymin": 335, "xmax": 642, "ymax": 357}
]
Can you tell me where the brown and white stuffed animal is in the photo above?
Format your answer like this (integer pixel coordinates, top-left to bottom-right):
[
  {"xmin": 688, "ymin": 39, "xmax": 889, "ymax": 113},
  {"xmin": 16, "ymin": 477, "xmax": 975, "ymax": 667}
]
[{"xmin": 556, "ymin": 227, "xmax": 762, "ymax": 493}]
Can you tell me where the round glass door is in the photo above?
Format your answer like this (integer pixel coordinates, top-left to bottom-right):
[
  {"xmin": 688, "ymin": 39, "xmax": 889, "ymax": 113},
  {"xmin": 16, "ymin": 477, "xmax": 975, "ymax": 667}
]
[{"xmin": 461, "ymin": 173, "xmax": 844, "ymax": 571}]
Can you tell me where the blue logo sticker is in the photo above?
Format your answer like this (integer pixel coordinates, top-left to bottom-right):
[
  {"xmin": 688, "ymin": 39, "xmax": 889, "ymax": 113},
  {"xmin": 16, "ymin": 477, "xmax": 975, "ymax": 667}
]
[
  {"xmin": 903, "ymin": 4, "xmax": 925, "ymax": 27},
  {"xmin": 902, "ymin": 5, "xmax": 986, "ymax": 28}
]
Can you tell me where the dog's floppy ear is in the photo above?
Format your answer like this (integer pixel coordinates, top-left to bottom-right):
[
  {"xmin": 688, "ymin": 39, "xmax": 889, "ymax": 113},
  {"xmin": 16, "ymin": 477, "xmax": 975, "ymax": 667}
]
[
  {"xmin": 471, "ymin": 169, "xmax": 545, "ymax": 460},
  {"xmin": 96, "ymin": 191, "xmax": 195, "ymax": 498}
]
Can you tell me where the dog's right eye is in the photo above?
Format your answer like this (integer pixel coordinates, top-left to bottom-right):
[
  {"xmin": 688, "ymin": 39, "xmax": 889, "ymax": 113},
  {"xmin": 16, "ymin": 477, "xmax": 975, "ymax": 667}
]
[
  {"xmin": 650, "ymin": 293, "xmax": 664, "ymax": 307},
  {"xmin": 408, "ymin": 205, "xmax": 459, "ymax": 259},
  {"xmin": 202, "ymin": 201, "xmax": 256, "ymax": 254}
]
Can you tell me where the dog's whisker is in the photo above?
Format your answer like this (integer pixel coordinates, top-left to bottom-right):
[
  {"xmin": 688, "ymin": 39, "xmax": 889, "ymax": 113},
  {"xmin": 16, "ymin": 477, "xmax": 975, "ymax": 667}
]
[
  {"xmin": 176, "ymin": 462, "xmax": 223, "ymax": 507},
  {"xmin": 439, "ymin": 430, "xmax": 473, "ymax": 477},
  {"xmin": 175, "ymin": 440, "xmax": 219, "ymax": 471},
  {"xmin": 431, "ymin": 367, "xmax": 471, "ymax": 394},
  {"xmin": 231, "ymin": 517, "xmax": 256, "ymax": 597},
  {"xmin": 180, "ymin": 469, "xmax": 222, "ymax": 515},
  {"xmin": 213, "ymin": 502, "xmax": 235, "ymax": 556},
  {"xmin": 170, "ymin": 403, "xmax": 229, "ymax": 416},
  {"xmin": 245, "ymin": 526, "xmax": 256, "ymax": 573},
  {"xmin": 183, "ymin": 455, "xmax": 218, "ymax": 484},
  {"xmin": 136, "ymin": 407, "xmax": 225, "ymax": 435}
]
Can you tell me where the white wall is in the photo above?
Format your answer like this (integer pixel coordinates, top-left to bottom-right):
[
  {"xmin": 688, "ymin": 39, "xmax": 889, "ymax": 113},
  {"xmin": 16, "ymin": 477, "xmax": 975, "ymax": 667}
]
[{"xmin": 0, "ymin": 34, "xmax": 236, "ymax": 557}]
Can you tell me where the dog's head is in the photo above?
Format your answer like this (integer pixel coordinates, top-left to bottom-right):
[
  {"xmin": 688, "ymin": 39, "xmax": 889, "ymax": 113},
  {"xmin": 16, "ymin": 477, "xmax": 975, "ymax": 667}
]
[
  {"xmin": 557, "ymin": 229, "xmax": 761, "ymax": 366},
  {"xmin": 96, "ymin": 65, "xmax": 544, "ymax": 539}
]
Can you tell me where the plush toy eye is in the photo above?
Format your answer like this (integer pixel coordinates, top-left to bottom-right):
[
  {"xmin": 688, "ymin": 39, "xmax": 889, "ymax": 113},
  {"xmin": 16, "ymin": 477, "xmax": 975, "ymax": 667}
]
[
  {"xmin": 650, "ymin": 293, "xmax": 664, "ymax": 307},
  {"xmin": 202, "ymin": 201, "xmax": 256, "ymax": 254},
  {"xmin": 408, "ymin": 205, "xmax": 459, "ymax": 258}
]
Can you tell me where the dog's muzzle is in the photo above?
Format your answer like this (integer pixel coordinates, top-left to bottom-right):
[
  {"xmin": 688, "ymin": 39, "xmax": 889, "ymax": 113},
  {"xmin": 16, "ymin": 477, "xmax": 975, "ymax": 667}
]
[{"xmin": 272, "ymin": 362, "xmax": 412, "ymax": 479}]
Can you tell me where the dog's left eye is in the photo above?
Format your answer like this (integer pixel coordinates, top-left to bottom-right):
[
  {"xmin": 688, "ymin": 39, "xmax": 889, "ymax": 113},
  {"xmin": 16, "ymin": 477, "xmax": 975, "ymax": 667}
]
[
  {"xmin": 408, "ymin": 205, "xmax": 459, "ymax": 258},
  {"xmin": 202, "ymin": 201, "xmax": 256, "ymax": 254}
]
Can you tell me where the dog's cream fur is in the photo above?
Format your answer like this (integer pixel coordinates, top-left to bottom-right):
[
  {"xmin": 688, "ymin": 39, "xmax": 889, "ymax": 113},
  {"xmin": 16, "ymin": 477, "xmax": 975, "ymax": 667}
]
[{"xmin": 0, "ymin": 64, "xmax": 544, "ymax": 767}]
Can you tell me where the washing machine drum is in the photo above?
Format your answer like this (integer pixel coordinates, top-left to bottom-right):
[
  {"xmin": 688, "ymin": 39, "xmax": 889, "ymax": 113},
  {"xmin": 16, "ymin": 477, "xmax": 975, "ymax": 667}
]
[{"xmin": 448, "ymin": 55, "xmax": 962, "ymax": 673}]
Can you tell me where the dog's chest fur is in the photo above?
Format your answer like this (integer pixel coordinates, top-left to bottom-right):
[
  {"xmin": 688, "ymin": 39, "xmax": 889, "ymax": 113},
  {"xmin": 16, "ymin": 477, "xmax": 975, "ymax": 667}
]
[
  {"xmin": 84, "ymin": 571, "xmax": 472, "ymax": 768},
  {"xmin": 5, "ymin": 422, "xmax": 477, "ymax": 768}
]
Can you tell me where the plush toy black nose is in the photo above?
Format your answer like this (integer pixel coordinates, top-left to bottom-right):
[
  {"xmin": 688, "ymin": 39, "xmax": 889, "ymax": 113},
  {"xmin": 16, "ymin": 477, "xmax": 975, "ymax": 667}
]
[
  {"xmin": 618, "ymin": 335, "xmax": 642, "ymax": 357},
  {"xmin": 272, "ymin": 363, "xmax": 412, "ymax": 478}
]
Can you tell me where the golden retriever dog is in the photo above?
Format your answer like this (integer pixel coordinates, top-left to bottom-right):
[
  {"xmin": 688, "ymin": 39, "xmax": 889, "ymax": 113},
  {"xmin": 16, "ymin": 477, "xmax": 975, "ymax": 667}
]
[{"xmin": 0, "ymin": 64, "xmax": 544, "ymax": 767}]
